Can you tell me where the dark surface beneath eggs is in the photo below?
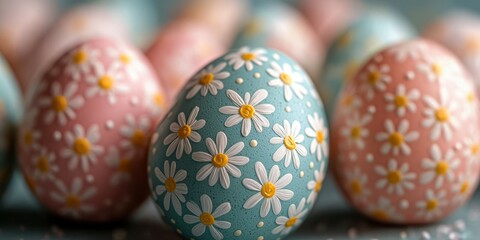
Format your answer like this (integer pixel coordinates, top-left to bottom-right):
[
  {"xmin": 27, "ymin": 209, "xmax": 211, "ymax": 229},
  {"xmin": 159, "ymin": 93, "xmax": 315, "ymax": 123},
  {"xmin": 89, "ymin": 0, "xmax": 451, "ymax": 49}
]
[{"xmin": 0, "ymin": 171, "xmax": 476, "ymax": 240}]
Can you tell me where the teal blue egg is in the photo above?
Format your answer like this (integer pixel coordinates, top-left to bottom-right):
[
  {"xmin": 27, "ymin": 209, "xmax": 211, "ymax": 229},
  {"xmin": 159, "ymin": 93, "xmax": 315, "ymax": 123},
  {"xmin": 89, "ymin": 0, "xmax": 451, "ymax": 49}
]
[
  {"xmin": 148, "ymin": 47, "xmax": 328, "ymax": 240},
  {"xmin": 0, "ymin": 55, "xmax": 22, "ymax": 197},
  {"xmin": 319, "ymin": 6, "xmax": 416, "ymax": 116}
]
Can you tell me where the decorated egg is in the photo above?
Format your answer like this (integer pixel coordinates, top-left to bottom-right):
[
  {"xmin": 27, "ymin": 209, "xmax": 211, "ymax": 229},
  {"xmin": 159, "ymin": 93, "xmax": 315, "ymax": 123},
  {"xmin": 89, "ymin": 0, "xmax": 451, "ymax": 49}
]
[
  {"xmin": 148, "ymin": 47, "xmax": 328, "ymax": 239},
  {"xmin": 231, "ymin": 2, "xmax": 323, "ymax": 80},
  {"xmin": 0, "ymin": 55, "xmax": 23, "ymax": 197},
  {"xmin": 424, "ymin": 11, "xmax": 480, "ymax": 87},
  {"xmin": 18, "ymin": 38, "xmax": 167, "ymax": 221},
  {"xmin": 319, "ymin": 6, "xmax": 415, "ymax": 116},
  {"xmin": 146, "ymin": 20, "xmax": 226, "ymax": 103},
  {"xmin": 331, "ymin": 39, "xmax": 480, "ymax": 224}
]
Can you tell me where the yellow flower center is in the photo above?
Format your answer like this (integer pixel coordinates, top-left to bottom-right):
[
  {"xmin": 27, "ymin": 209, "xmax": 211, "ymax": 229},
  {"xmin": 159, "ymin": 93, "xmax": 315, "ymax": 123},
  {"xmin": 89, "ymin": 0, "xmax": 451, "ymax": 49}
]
[
  {"xmin": 350, "ymin": 126, "xmax": 361, "ymax": 139},
  {"xmin": 367, "ymin": 71, "xmax": 381, "ymax": 85},
  {"xmin": 350, "ymin": 180, "xmax": 362, "ymax": 194},
  {"xmin": 341, "ymin": 95, "xmax": 353, "ymax": 107},
  {"xmin": 152, "ymin": 92, "xmax": 165, "ymax": 107},
  {"xmin": 261, "ymin": 182, "xmax": 276, "ymax": 198},
  {"xmin": 199, "ymin": 73, "xmax": 214, "ymax": 86},
  {"xmin": 164, "ymin": 177, "xmax": 176, "ymax": 192},
  {"xmin": 97, "ymin": 75, "xmax": 114, "ymax": 90},
  {"xmin": 65, "ymin": 195, "xmax": 80, "ymax": 208},
  {"xmin": 435, "ymin": 161, "xmax": 448, "ymax": 175},
  {"xmin": 471, "ymin": 144, "xmax": 479, "ymax": 155},
  {"xmin": 211, "ymin": 153, "xmax": 229, "ymax": 168},
  {"xmin": 426, "ymin": 199, "xmax": 437, "ymax": 211},
  {"xmin": 51, "ymin": 95, "xmax": 68, "ymax": 112},
  {"xmin": 284, "ymin": 217, "xmax": 297, "ymax": 228},
  {"xmin": 460, "ymin": 181, "xmax": 469, "ymax": 194},
  {"xmin": 467, "ymin": 92, "xmax": 475, "ymax": 103},
  {"xmin": 434, "ymin": 107, "xmax": 449, "ymax": 122},
  {"xmin": 119, "ymin": 53, "xmax": 131, "ymax": 64},
  {"xmin": 23, "ymin": 130, "xmax": 33, "ymax": 146},
  {"xmin": 118, "ymin": 158, "xmax": 131, "ymax": 172},
  {"xmin": 283, "ymin": 135, "xmax": 296, "ymax": 150},
  {"xmin": 241, "ymin": 53, "xmax": 255, "ymax": 61},
  {"xmin": 199, "ymin": 212, "xmax": 215, "ymax": 226},
  {"xmin": 177, "ymin": 125, "xmax": 192, "ymax": 139},
  {"xmin": 314, "ymin": 180, "xmax": 322, "ymax": 192},
  {"xmin": 279, "ymin": 73, "xmax": 292, "ymax": 85},
  {"xmin": 73, "ymin": 137, "xmax": 91, "ymax": 155},
  {"xmin": 72, "ymin": 50, "xmax": 87, "ymax": 65},
  {"xmin": 431, "ymin": 63, "xmax": 442, "ymax": 76},
  {"xmin": 388, "ymin": 132, "xmax": 403, "ymax": 147},
  {"xmin": 386, "ymin": 170, "xmax": 402, "ymax": 184},
  {"xmin": 238, "ymin": 104, "xmax": 255, "ymax": 119},
  {"xmin": 315, "ymin": 130, "xmax": 324, "ymax": 143},
  {"xmin": 130, "ymin": 130, "xmax": 145, "ymax": 147},
  {"xmin": 394, "ymin": 95, "xmax": 408, "ymax": 107},
  {"xmin": 371, "ymin": 210, "xmax": 388, "ymax": 220},
  {"xmin": 36, "ymin": 156, "xmax": 50, "ymax": 173}
]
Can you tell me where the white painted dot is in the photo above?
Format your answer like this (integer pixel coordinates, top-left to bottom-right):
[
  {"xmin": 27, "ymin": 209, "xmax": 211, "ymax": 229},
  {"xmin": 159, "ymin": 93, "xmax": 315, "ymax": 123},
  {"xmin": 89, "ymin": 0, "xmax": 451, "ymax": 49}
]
[
  {"xmin": 273, "ymin": 54, "xmax": 280, "ymax": 60},
  {"xmin": 400, "ymin": 199, "xmax": 409, "ymax": 209},
  {"xmin": 366, "ymin": 154, "xmax": 374, "ymax": 163},
  {"xmin": 421, "ymin": 231, "xmax": 431, "ymax": 240},
  {"xmin": 400, "ymin": 231, "xmax": 407, "ymax": 239},
  {"xmin": 309, "ymin": 162, "xmax": 314, "ymax": 169},
  {"xmin": 257, "ymin": 221, "xmax": 264, "ymax": 228},
  {"xmin": 257, "ymin": 236, "xmax": 264, "ymax": 240},
  {"xmin": 170, "ymin": 219, "xmax": 176, "ymax": 224},
  {"xmin": 130, "ymin": 96, "xmax": 139, "ymax": 106},
  {"xmin": 306, "ymin": 101, "xmax": 311, "ymax": 108},
  {"xmin": 236, "ymin": 78, "xmax": 244, "ymax": 84},
  {"xmin": 285, "ymin": 106, "xmax": 291, "ymax": 112},
  {"xmin": 253, "ymin": 73, "xmax": 261, "ymax": 78},
  {"xmin": 250, "ymin": 140, "xmax": 258, "ymax": 148},
  {"xmin": 368, "ymin": 105, "xmax": 376, "ymax": 114},
  {"xmin": 455, "ymin": 142, "xmax": 462, "ymax": 151},
  {"xmin": 86, "ymin": 175, "xmax": 94, "ymax": 183},
  {"xmin": 234, "ymin": 230, "xmax": 242, "ymax": 236},
  {"xmin": 53, "ymin": 131, "xmax": 62, "ymax": 141},
  {"xmin": 106, "ymin": 120, "xmax": 115, "ymax": 130},
  {"xmin": 299, "ymin": 171, "xmax": 304, "ymax": 178},
  {"xmin": 406, "ymin": 71, "xmax": 415, "ymax": 80},
  {"xmin": 152, "ymin": 147, "xmax": 157, "ymax": 154}
]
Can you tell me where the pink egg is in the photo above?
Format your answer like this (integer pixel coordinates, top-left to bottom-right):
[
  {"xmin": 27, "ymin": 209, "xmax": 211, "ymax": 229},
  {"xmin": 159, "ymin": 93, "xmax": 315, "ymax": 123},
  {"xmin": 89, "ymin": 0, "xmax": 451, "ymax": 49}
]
[
  {"xmin": 18, "ymin": 38, "xmax": 167, "ymax": 222},
  {"xmin": 146, "ymin": 20, "xmax": 226, "ymax": 103},
  {"xmin": 424, "ymin": 11, "xmax": 480, "ymax": 87},
  {"xmin": 331, "ymin": 39, "xmax": 480, "ymax": 224}
]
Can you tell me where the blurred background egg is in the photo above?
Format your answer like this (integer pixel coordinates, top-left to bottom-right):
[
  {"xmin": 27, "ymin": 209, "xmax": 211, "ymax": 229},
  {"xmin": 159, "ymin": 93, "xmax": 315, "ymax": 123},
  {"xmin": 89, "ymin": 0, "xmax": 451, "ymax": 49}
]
[
  {"xmin": 331, "ymin": 39, "xmax": 480, "ymax": 224},
  {"xmin": 146, "ymin": 20, "xmax": 226, "ymax": 104},
  {"xmin": 148, "ymin": 47, "xmax": 328, "ymax": 239},
  {"xmin": 423, "ymin": 10, "xmax": 480, "ymax": 87},
  {"xmin": 318, "ymin": 5, "xmax": 416, "ymax": 116},
  {"xmin": 18, "ymin": 38, "xmax": 166, "ymax": 221},
  {"xmin": 231, "ymin": 2, "xmax": 323, "ymax": 80},
  {"xmin": 0, "ymin": 55, "xmax": 23, "ymax": 198}
]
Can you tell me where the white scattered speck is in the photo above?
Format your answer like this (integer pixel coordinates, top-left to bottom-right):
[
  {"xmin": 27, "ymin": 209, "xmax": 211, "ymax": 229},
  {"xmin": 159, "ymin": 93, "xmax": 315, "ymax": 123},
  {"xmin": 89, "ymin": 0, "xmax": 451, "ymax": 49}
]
[
  {"xmin": 349, "ymin": 153, "xmax": 357, "ymax": 161},
  {"xmin": 171, "ymin": 219, "xmax": 176, "ymax": 224},
  {"xmin": 285, "ymin": 106, "xmax": 291, "ymax": 112},
  {"xmin": 106, "ymin": 120, "xmax": 115, "ymax": 130},
  {"xmin": 234, "ymin": 230, "xmax": 242, "ymax": 236},
  {"xmin": 454, "ymin": 143, "xmax": 462, "ymax": 151},
  {"xmin": 309, "ymin": 162, "xmax": 314, "ymax": 169},
  {"xmin": 448, "ymin": 232, "xmax": 461, "ymax": 240},
  {"xmin": 437, "ymin": 224, "xmax": 451, "ymax": 234},
  {"xmin": 257, "ymin": 221, "xmax": 264, "ymax": 228},
  {"xmin": 454, "ymin": 220, "xmax": 466, "ymax": 231},
  {"xmin": 112, "ymin": 229, "xmax": 127, "ymax": 240},
  {"xmin": 306, "ymin": 101, "xmax": 311, "ymax": 107},
  {"xmin": 406, "ymin": 71, "xmax": 415, "ymax": 80},
  {"xmin": 86, "ymin": 175, "xmax": 94, "ymax": 183},
  {"xmin": 254, "ymin": 73, "xmax": 261, "ymax": 78},
  {"xmin": 400, "ymin": 199, "xmax": 409, "ymax": 209},
  {"xmin": 348, "ymin": 228, "xmax": 357, "ymax": 238},
  {"xmin": 366, "ymin": 154, "xmax": 374, "ymax": 163},
  {"xmin": 299, "ymin": 171, "xmax": 304, "ymax": 178},
  {"xmin": 236, "ymin": 78, "xmax": 244, "ymax": 84},
  {"xmin": 273, "ymin": 54, "xmax": 280, "ymax": 60},
  {"xmin": 400, "ymin": 231, "xmax": 407, "ymax": 239},
  {"xmin": 250, "ymin": 140, "xmax": 258, "ymax": 148},
  {"xmin": 152, "ymin": 147, "xmax": 157, "ymax": 155},
  {"xmin": 257, "ymin": 236, "xmax": 264, "ymax": 240},
  {"xmin": 368, "ymin": 105, "xmax": 376, "ymax": 114},
  {"xmin": 53, "ymin": 131, "xmax": 62, "ymax": 141},
  {"xmin": 421, "ymin": 231, "xmax": 431, "ymax": 240}
]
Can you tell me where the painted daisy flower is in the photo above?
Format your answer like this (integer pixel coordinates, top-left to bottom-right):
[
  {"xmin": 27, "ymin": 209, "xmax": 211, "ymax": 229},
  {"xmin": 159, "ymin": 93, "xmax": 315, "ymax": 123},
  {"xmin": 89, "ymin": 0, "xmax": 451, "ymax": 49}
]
[
  {"xmin": 183, "ymin": 194, "xmax": 231, "ymax": 240},
  {"xmin": 224, "ymin": 46, "xmax": 267, "ymax": 71},
  {"xmin": 422, "ymin": 91, "xmax": 459, "ymax": 141},
  {"xmin": 267, "ymin": 62, "xmax": 307, "ymax": 101},
  {"xmin": 32, "ymin": 147, "xmax": 58, "ymax": 181},
  {"xmin": 243, "ymin": 162, "xmax": 294, "ymax": 217},
  {"xmin": 272, "ymin": 198, "xmax": 308, "ymax": 236},
  {"xmin": 462, "ymin": 136, "xmax": 480, "ymax": 165},
  {"xmin": 307, "ymin": 162, "xmax": 325, "ymax": 204},
  {"xmin": 106, "ymin": 147, "xmax": 134, "ymax": 186},
  {"xmin": 50, "ymin": 178, "xmax": 97, "ymax": 218},
  {"xmin": 61, "ymin": 124, "xmax": 104, "ymax": 172},
  {"xmin": 192, "ymin": 131, "xmax": 249, "ymax": 189},
  {"xmin": 388, "ymin": 42, "xmax": 426, "ymax": 62},
  {"xmin": 148, "ymin": 178, "xmax": 165, "ymax": 216},
  {"xmin": 341, "ymin": 112, "xmax": 371, "ymax": 149},
  {"xmin": 186, "ymin": 62, "xmax": 230, "ymax": 99},
  {"xmin": 120, "ymin": 114, "xmax": 151, "ymax": 156},
  {"xmin": 106, "ymin": 46, "xmax": 144, "ymax": 81},
  {"xmin": 420, "ymin": 144, "xmax": 459, "ymax": 189},
  {"xmin": 143, "ymin": 81, "xmax": 166, "ymax": 116},
  {"xmin": 360, "ymin": 63, "xmax": 391, "ymax": 99},
  {"xmin": 343, "ymin": 167, "xmax": 370, "ymax": 202},
  {"xmin": 367, "ymin": 197, "xmax": 403, "ymax": 222},
  {"xmin": 451, "ymin": 173, "xmax": 475, "ymax": 204},
  {"xmin": 338, "ymin": 93, "xmax": 362, "ymax": 114},
  {"xmin": 374, "ymin": 159, "xmax": 416, "ymax": 195},
  {"xmin": 416, "ymin": 57, "xmax": 451, "ymax": 83},
  {"xmin": 38, "ymin": 82, "xmax": 84, "ymax": 125},
  {"xmin": 85, "ymin": 62, "xmax": 128, "ymax": 105},
  {"xmin": 20, "ymin": 108, "xmax": 41, "ymax": 151},
  {"xmin": 305, "ymin": 113, "xmax": 328, "ymax": 162},
  {"xmin": 384, "ymin": 84, "xmax": 420, "ymax": 117},
  {"xmin": 155, "ymin": 161, "xmax": 188, "ymax": 216},
  {"xmin": 62, "ymin": 45, "xmax": 99, "ymax": 80},
  {"xmin": 415, "ymin": 189, "xmax": 447, "ymax": 220},
  {"xmin": 164, "ymin": 106, "xmax": 205, "ymax": 159},
  {"xmin": 219, "ymin": 89, "xmax": 275, "ymax": 137},
  {"xmin": 270, "ymin": 120, "xmax": 307, "ymax": 169},
  {"xmin": 375, "ymin": 119, "xmax": 419, "ymax": 156}
]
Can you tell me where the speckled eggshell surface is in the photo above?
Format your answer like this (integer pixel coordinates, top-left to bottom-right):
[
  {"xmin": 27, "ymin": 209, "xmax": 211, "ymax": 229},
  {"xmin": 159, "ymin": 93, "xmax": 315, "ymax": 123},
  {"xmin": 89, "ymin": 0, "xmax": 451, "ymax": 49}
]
[
  {"xmin": 331, "ymin": 39, "xmax": 480, "ymax": 224},
  {"xmin": 148, "ymin": 47, "xmax": 328, "ymax": 239},
  {"xmin": 319, "ymin": 6, "xmax": 415, "ymax": 116},
  {"xmin": 18, "ymin": 39, "xmax": 167, "ymax": 222}
]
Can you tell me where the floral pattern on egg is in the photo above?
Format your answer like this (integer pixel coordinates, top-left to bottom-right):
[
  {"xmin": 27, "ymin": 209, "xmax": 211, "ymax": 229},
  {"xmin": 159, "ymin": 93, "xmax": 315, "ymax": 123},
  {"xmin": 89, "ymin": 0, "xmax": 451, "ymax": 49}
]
[
  {"xmin": 331, "ymin": 39, "xmax": 480, "ymax": 224},
  {"xmin": 18, "ymin": 39, "xmax": 167, "ymax": 222},
  {"xmin": 149, "ymin": 47, "xmax": 328, "ymax": 240}
]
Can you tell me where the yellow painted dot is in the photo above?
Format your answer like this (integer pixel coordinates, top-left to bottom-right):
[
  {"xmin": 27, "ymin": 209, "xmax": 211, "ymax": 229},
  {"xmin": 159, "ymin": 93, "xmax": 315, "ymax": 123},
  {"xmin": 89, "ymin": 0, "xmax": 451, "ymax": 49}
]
[
  {"xmin": 394, "ymin": 95, "xmax": 408, "ymax": 107},
  {"xmin": 386, "ymin": 170, "xmax": 402, "ymax": 184},
  {"xmin": 434, "ymin": 108, "xmax": 449, "ymax": 122},
  {"xmin": 388, "ymin": 132, "xmax": 404, "ymax": 147},
  {"xmin": 119, "ymin": 53, "xmax": 131, "ymax": 64},
  {"xmin": 350, "ymin": 180, "xmax": 362, "ymax": 194},
  {"xmin": 118, "ymin": 158, "xmax": 131, "ymax": 172},
  {"xmin": 72, "ymin": 50, "xmax": 87, "ymax": 64},
  {"xmin": 284, "ymin": 217, "xmax": 297, "ymax": 228},
  {"xmin": 241, "ymin": 53, "xmax": 255, "ymax": 61},
  {"xmin": 130, "ymin": 130, "xmax": 145, "ymax": 147},
  {"xmin": 471, "ymin": 144, "xmax": 479, "ymax": 155},
  {"xmin": 426, "ymin": 199, "xmax": 437, "ymax": 211},
  {"xmin": 164, "ymin": 177, "xmax": 176, "ymax": 192},
  {"xmin": 65, "ymin": 195, "xmax": 80, "ymax": 208},
  {"xmin": 51, "ymin": 95, "xmax": 68, "ymax": 112},
  {"xmin": 36, "ymin": 156, "xmax": 50, "ymax": 173},
  {"xmin": 152, "ymin": 92, "xmax": 165, "ymax": 107},
  {"xmin": 435, "ymin": 161, "xmax": 448, "ymax": 175},
  {"xmin": 460, "ymin": 181, "xmax": 469, "ymax": 194},
  {"xmin": 97, "ymin": 75, "xmax": 114, "ymax": 90},
  {"xmin": 430, "ymin": 63, "xmax": 442, "ymax": 76},
  {"xmin": 73, "ymin": 137, "xmax": 91, "ymax": 155},
  {"xmin": 316, "ymin": 130, "xmax": 324, "ymax": 144},
  {"xmin": 211, "ymin": 153, "xmax": 229, "ymax": 168},
  {"xmin": 371, "ymin": 210, "xmax": 388, "ymax": 220},
  {"xmin": 199, "ymin": 73, "xmax": 214, "ymax": 85},
  {"xmin": 350, "ymin": 126, "xmax": 361, "ymax": 139},
  {"xmin": 261, "ymin": 182, "xmax": 276, "ymax": 198},
  {"xmin": 314, "ymin": 180, "xmax": 322, "ymax": 192},
  {"xmin": 177, "ymin": 125, "xmax": 191, "ymax": 139},
  {"xmin": 238, "ymin": 104, "xmax": 255, "ymax": 119},
  {"xmin": 367, "ymin": 71, "xmax": 381, "ymax": 85},
  {"xmin": 283, "ymin": 136, "xmax": 296, "ymax": 150},
  {"xmin": 199, "ymin": 212, "xmax": 215, "ymax": 226},
  {"xmin": 279, "ymin": 73, "xmax": 292, "ymax": 85}
]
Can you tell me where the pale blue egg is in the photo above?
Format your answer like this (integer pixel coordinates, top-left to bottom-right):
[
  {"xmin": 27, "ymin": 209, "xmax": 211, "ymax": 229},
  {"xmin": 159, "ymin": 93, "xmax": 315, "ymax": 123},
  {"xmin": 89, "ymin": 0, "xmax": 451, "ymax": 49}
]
[
  {"xmin": 318, "ymin": 5, "xmax": 416, "ymax": 116},
  {"xmin": 148, "ymin": 47, "xmax": 328, "ymax": 240}
]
